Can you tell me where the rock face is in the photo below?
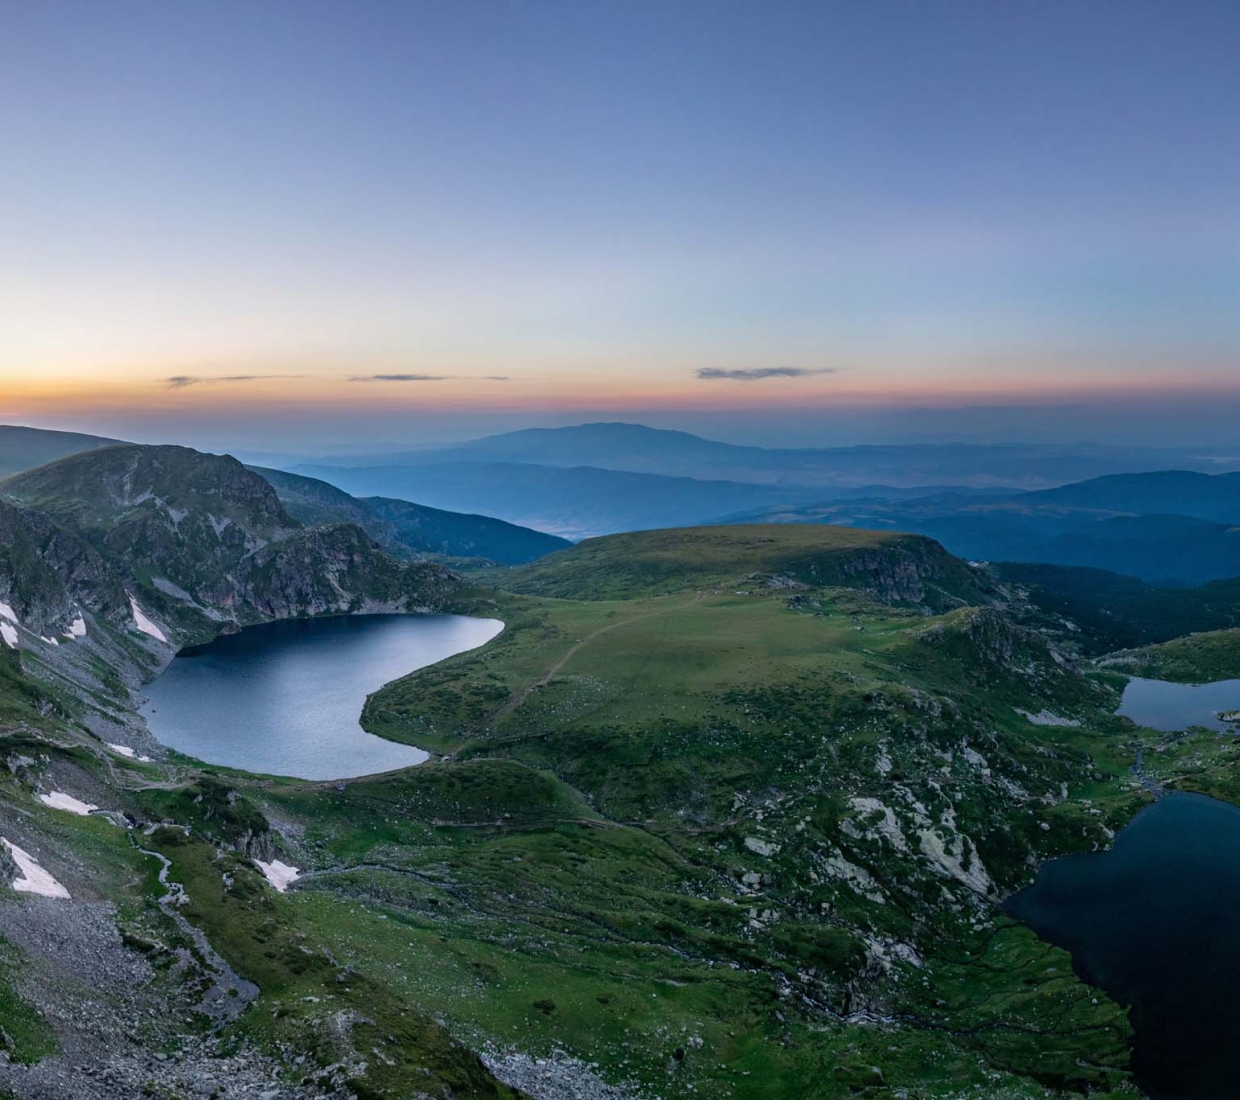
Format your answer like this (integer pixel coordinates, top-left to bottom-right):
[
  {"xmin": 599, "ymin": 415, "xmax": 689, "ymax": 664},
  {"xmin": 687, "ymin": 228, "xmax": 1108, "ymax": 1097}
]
[
  {"xmin": 0, "ymin": 499, "xmax": 126, "ymax": 636},
  {"xmin": 1, "ymin": 444, "xmax": 463, "ymax": 645}
]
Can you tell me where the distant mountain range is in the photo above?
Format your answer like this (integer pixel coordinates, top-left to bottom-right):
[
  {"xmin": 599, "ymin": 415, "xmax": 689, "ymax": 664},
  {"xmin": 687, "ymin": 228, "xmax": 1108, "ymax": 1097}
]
[
  {"xmin": 302, "ymin": 421, "xmax": 1240, "ymax": 488},
  {"xmin": 287, "ymin": 460, "xmax": 831, "ymax": 540},
  {"xmin": 5, "ymin": 422, "xmax": 1239, "ymax": 583},
  {"xmin": 726, "ymin": 470, "xmax": 1240, "ymax": 585},
  {"xmin": 0, "ymin": 426, "xmax": 571, "ymax": 566}
]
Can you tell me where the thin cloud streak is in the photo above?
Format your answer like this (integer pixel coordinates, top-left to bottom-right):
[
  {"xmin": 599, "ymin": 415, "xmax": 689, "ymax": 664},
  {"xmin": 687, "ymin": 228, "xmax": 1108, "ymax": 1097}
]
[
  {"xmin": 348, "ymin": 374, "xmax": 511, "ymax": 382},
  {"xmin": 696, "ymin": 367, "xmax": 838, "ymax": 381},
  {"xmin": 349, "ymin": 373, "xmax": 450, "ymax": 382},
  {"xmin": 164, "ymin": 374, "xmax": 305, "ymax": 390}
]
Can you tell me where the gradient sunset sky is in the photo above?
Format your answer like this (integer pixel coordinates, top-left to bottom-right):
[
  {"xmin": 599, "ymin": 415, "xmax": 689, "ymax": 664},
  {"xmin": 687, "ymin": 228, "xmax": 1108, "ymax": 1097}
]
[{"xmin": 2, "ymin": 1, "xmax": 1237, "ymax": 449}]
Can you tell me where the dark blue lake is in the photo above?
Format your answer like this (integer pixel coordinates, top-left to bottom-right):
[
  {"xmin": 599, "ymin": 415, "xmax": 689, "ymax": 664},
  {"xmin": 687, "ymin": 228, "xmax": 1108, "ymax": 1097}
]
[
  {"xmin": 1007, "ymin": 792, "xmax": 1240, "ymax": 1099},
  {"xmin": 140, "ymin": 614, "xmax": 502, "ymax": 779}
]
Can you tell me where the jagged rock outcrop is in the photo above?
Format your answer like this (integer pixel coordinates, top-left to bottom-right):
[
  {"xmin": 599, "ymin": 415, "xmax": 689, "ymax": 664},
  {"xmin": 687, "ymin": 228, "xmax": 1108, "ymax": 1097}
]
[
  {"xmin": 0, "ymin": 498, "xmax": 126, "ymax": 636},
  {"xmin": 2, "ymin": 445, "xmax": 464, "ymax": 642}
]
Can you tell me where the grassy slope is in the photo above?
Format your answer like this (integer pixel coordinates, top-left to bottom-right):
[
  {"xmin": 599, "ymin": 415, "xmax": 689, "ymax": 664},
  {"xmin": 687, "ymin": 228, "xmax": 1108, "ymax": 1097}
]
[
  {"xmin": 10, "ymin": 523, "xmax": 1233, "ymax": 1098},
  {"xmin": 295, "ymin": 528, "xmax": 1147, "ymax": 1098},
  {"xmin": 0, "ymin": 425, "xmax": 119, "ymax": 479},
  {"xmin": 1102, "ymin": 628, "xmax": 1240, "ymax": 684},
  {"xmin": 492, "ymin": 524, "xmax": 987, "ymax": 608}
]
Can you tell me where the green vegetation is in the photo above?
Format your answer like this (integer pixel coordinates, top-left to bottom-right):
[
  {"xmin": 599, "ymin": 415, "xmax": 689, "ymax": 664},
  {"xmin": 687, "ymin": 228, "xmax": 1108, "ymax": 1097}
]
[
  {"xmin": 6, "ymin": 478, "xmax": 1239, "ymax": 1098},
  {"xmin": 1102, "ymin": 628, "xmax": 1240, "ymax": 683},
  {"xmin": 495, "ymin": 523, "xmax": 989, "ymax": 608},
  {"xmin": 0, "ymin": 939, "xmax": 57, "ymax": 1064}
]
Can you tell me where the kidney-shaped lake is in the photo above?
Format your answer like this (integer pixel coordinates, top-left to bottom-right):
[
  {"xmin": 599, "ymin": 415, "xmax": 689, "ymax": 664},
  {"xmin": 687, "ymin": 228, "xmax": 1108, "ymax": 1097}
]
[{"xmin": 140, "ymin": 614, "xmax": 502, "ymax": 780}]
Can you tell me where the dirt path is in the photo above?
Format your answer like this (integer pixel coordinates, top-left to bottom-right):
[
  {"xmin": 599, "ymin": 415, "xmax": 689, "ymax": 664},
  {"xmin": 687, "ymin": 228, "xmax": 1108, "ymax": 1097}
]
[{"xmin": 489, "ymin": 593, "xmax": 702, "ymax": 725}]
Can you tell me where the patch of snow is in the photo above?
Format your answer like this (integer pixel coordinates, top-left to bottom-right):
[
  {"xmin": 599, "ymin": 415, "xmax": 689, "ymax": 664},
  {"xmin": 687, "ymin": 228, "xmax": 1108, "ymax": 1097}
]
[
  {"xmin": 1, "ymin": 838, "xmax": 70, "ymax": 899},
  {"xmin": 254, "ymin": 859, "xmax": 300, "ymax": 892},
  {"xmin": 166, "ymin": 506, "xmax": 188, "ymax": 525},
  {"xmin": 66, "ymin": 616, "xmax": 87, "ymax": 639},
  {"xmin": 128, "ymin": 595, "xmax": 169, "ymax": 643},
  {"xmin": 0, "ymin": 602, "xmax": 18, "ymax": 625},
  {"xmin": 40, "ymin": 635, "xmax": 59, "ymax": 647},
  {"xmin": 39, "ymin": 791, "xmax": 98, "ymax": 816},
  {"xmin": 107, "ymin": 743, "xmax": 150, "ymax": 762},
  {"xmin": 1, "ymin": 622, "xmax": 18, "ymax": 649},
  {"xmin": 207, "ymin": 513, "xmax": 231, "ymax": 537}
]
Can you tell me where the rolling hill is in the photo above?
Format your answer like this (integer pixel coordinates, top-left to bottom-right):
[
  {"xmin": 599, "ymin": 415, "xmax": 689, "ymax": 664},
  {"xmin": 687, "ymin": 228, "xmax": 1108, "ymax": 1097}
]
[
  {"xmin": 252, "ymin": 466, "xmax": 571, "ymax": 564},
  {"xmin": 0, "ymin": 424, "xmax": 120, "ymax": 477}
]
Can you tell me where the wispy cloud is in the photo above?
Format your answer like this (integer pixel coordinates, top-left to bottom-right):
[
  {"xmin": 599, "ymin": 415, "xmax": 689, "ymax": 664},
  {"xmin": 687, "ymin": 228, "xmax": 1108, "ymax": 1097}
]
[
  {"xmin": 348, "ymin": 373, "xmax": 510, "ymax": 382},
  {"xmin": 348, "ymin": 373, "xmax": 449, "ymax": 382},
  {"xmin": 696, "ymin": 366, "xmax": 838, "ymax": 381},
  {"xmin": 164, "ymin": 374, "xmax": 303, "ymax": 390}
]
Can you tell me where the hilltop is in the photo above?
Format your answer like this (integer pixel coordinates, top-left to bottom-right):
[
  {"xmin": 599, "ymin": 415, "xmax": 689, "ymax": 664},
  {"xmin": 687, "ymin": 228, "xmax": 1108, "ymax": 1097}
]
[
  {"xmin": 0, "ymin": 424, "xmax": 120, "ymax": 478},
  {"xmin": 497, "ymin": 523, "xmax": 990, "ymax": 608}
]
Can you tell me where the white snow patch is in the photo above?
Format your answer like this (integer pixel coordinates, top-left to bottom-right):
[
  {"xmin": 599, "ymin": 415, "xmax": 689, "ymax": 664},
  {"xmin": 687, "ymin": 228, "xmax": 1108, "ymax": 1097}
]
[
  {"xmin": 40, "ymin": 636, "xmax": 59, "ymax": 647},
  {"xmin": 0, "ymin": 602, "xmax": 18, "ymax": 625},
  {"xmin": 39, "ymin": 791, "xmax": 98, "ymax": 816},
  {"xmin": 106, "ymin": 743, "xmax": 150, "ymax": 762},
  {"xmin": 128, "ymin": 595, "xmax": 169, "ymax": 643},
  {"xmin": 67, "ymin": 616, "xmax": 87, "ymax": 639},
  {"xmin": 254, "ymin": 859, "xmax": 300, "ymax": 892},
  {"xmin": 1, "ymin": 623, "xmax": 18, "ymax": 649},
  {"xmin": 2, "ymin": 838, "xmax": 70, "ymax": 899}
]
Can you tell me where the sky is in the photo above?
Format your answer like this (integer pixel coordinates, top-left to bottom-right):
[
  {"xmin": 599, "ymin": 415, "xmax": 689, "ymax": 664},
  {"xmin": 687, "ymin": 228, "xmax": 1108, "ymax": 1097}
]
[{"xmin": 1, "ymin": 0, "xmax": 1238, "ymax": 450}]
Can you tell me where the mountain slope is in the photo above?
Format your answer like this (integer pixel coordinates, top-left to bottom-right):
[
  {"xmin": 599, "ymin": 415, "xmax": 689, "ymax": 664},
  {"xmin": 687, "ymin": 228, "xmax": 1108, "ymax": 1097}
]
[
  {"xmin": 253, "ymin": 465, "xmax": 571, "ymax": 564},
  {"xmin": 2, "ymin": 445, "xmax": 462, "ymax": 642},
  {"xmin": 0, "ymin": 424, "xmax": 121, "ymax": 478},
  {"xmin": 1019, "ymin": 469, "xmax": 1240, "ymax": 524}
]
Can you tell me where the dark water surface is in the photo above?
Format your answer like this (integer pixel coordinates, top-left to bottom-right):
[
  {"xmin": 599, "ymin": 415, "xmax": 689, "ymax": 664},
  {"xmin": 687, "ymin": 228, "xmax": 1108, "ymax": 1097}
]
[
  {"xmin": 141, "ymin": 614, "xmax": 502, "ymax": 779},
  {"xmin": 1118, "ymin": 676, "xmax": 1240, "ymax": 732},
  {"xmin": 1007, "ymin": 792, "xmax": 1240, "ymax": 1099}
]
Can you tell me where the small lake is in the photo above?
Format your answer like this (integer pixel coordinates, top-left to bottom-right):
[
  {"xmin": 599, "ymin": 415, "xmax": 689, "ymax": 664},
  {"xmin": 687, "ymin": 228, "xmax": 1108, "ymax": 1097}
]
[
  {"xmin": 1007, "ymin": 792, "xmax": 1240, "ymax": 1099},
  {"xmin": 141, "ymin": 614, "xmax": 502, "ymax": 780},
  {"xmin": 1118, "ymin": 676, "xmax": 1240, "ymax": 732}
]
